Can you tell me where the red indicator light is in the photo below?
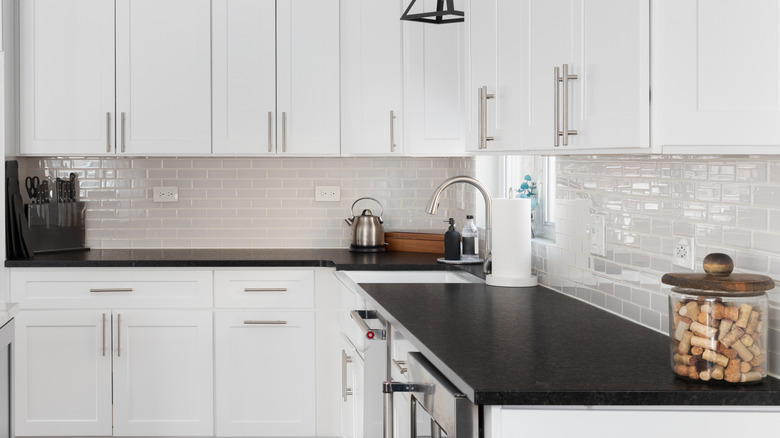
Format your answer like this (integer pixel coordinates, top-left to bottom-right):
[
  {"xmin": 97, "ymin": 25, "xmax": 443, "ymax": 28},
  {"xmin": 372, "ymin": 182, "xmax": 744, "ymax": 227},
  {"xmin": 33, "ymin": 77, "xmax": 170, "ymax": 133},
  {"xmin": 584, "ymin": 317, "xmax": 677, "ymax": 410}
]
[{"xmin": 366, "ymin": 331, "xmax": 375, "ymax": 339}]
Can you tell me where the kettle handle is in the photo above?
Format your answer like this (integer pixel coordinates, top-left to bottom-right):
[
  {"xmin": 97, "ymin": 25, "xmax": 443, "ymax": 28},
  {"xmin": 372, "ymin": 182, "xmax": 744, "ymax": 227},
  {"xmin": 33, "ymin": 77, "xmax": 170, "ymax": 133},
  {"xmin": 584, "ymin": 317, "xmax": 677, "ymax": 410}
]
[{"xmin": 350, "ymin": 197, "xmax": 384, "ymax": 220}]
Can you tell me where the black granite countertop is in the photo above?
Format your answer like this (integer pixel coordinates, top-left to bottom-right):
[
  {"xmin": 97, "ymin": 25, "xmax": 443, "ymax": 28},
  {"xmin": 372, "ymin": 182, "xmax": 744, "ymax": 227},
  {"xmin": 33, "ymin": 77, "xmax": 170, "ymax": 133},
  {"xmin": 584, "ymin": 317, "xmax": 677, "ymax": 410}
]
[
  {"xmin": 358, "ymin": 282, "xmax": 780, "ymax": 406},
  {"xmin": 4, "ymin": 248, "xmax": 483, "ymax": 276},
  {"xmin": 8, "ymin": 248, "xmax": 780, "ymax": 406}
]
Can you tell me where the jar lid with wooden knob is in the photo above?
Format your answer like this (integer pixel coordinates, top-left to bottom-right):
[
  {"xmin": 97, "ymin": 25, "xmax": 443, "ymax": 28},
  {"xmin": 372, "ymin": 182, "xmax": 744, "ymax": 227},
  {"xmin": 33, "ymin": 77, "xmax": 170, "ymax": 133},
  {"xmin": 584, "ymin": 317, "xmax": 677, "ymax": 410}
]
[{"xmin": 662, "ymin": 253, "xmax": 775, "ymax": 297}]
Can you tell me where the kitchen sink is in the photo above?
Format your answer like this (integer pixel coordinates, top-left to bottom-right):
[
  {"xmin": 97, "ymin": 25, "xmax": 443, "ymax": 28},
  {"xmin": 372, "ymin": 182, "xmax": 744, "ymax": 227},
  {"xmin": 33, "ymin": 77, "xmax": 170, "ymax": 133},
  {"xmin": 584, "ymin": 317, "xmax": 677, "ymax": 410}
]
[{"xmin": 338, "ymin": 270, "xmax": 484, "ymax": 284}]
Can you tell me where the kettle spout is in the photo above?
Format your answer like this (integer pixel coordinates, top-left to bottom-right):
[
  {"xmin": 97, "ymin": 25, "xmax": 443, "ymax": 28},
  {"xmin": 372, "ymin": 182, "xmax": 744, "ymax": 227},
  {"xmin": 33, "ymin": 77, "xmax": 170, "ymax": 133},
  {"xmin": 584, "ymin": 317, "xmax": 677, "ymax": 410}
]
[{"xmin": 345, "ymin": 217, "xmax": 354, "ymax": 226}]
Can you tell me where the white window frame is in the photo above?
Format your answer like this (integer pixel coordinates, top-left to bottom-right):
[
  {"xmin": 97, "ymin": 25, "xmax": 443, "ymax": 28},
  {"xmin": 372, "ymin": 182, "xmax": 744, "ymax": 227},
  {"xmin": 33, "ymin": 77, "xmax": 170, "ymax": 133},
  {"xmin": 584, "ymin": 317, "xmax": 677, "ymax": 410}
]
[{"xmin": 499, "ymin": 155, "xmax": 556, "ymax": 240}]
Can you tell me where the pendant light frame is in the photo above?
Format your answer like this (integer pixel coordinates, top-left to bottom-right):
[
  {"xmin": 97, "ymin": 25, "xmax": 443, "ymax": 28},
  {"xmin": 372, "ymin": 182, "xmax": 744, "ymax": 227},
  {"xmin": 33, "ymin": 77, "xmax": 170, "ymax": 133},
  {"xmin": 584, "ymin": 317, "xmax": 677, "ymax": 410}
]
[{"xmin": 400, "ymin": 0, "xmax": 464, "ymax": 24}]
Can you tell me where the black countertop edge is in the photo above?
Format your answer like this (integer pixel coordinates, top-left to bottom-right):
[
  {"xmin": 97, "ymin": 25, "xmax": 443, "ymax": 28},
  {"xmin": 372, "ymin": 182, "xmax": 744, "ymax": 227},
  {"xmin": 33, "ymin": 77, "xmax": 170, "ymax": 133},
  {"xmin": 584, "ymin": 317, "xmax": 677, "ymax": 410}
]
[{"xmin": 474, "ymin": 390, "xmax": 780, "ymax": 406}]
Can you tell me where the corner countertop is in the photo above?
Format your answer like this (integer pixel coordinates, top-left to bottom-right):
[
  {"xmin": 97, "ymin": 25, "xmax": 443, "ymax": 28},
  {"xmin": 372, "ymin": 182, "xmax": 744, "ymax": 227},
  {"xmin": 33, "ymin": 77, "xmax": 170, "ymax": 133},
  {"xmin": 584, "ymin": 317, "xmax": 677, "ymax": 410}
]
[
  {"xmin": 7, "ymin": 248, "xmax": 780, "ymax": 406},
  {"xmin": 358, "ymin": 282, "xmax": 780, "ymax": 406}
]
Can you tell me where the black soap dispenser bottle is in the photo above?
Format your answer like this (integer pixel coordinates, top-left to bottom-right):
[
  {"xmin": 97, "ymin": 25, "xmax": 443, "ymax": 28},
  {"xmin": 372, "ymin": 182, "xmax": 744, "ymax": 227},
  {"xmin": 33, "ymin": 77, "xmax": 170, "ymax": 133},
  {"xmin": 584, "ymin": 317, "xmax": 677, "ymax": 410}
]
[{"xmin": 444, "ymin": 218, "xmax": 461, "ymax": 261}]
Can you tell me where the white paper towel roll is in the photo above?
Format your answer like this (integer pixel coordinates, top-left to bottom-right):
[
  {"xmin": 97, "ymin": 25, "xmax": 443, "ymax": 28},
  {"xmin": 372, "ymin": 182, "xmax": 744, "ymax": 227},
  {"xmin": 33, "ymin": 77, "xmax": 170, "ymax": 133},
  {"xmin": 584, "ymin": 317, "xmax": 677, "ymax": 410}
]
[{"xmin": 486, "ymin": 198, "xmax": 538, "ymax": 287}]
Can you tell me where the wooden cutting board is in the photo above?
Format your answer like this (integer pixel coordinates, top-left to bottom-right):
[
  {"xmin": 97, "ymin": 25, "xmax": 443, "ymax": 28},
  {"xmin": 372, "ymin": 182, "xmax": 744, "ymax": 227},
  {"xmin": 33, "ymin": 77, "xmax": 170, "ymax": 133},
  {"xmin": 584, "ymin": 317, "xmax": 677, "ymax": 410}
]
[{"xmin": 385, "ymin": 232, "xmax": 444, "ymax": 254}]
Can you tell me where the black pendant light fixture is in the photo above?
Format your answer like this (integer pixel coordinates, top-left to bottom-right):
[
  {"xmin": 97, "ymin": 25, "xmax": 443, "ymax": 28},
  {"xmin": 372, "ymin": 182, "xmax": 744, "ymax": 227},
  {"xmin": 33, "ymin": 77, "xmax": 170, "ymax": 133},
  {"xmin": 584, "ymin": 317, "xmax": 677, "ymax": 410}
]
[{"xmin": 400, "ymin": 0, "xmax": 464, "ymax": 24}]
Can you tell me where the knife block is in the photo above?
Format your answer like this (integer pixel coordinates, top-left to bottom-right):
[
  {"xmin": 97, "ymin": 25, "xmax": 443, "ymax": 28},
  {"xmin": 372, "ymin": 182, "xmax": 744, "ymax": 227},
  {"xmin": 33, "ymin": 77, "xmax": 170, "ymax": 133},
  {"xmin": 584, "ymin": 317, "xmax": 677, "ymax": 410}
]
[{"xmin": 25, "ymin": 202, "xmax": 87, "ymax": 253}]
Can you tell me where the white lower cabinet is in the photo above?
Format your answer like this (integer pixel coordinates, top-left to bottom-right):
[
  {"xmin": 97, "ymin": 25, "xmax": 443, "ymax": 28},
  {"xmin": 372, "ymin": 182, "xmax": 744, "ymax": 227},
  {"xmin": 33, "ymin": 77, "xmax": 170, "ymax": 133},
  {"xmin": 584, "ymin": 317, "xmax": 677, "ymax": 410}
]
[
  {"xmin": 11, "ymin": 267, "xmax": 338, "ymax": 438},
  {"xmin": 15, "ymin": 310, "xmax": 113, "ymax": 436},
  {"xmin": 214, "ymin": 310, "xmax": 316, "ymax": 437},
  {"xmin": 15, "ymin": 309, "xmax": 214, "ymax": 437}
]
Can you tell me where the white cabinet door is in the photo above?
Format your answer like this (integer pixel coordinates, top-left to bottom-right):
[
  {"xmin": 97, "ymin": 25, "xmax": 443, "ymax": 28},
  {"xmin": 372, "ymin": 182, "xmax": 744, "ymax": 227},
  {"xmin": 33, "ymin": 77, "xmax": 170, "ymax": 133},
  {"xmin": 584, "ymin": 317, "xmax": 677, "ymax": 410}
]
[
  {"xmin": 215, "ymin": 311, "xmax": 316, "ymax": 437},
  {"xmin": 465, "ymin": 0, "xmax": 524, "ymax": 152},
  {"xmin": 14, "ymin": 310, "xmax": 113, "ymax": 437},
  {"xmin": 212, "ymin": 0, "xmax": 277, "ymax": 155},
  {"xmin": 112, "ymin": 310, "xmax": 214, "ymax": 436},
  {"xmin": 523, "ymin": 0, "xmax": 649, "ymax": 152},
  {"xmin": 20, "ymin": 0, "xmax": 115, "ymax": 156},
  {"xmin": 403, "ymin": 5, "xmax": 468, "ymax": 156},
  {"xmin": 277, "ymin": 0, "xmax": 341, "ymax": 156},
  {"xmin": 115, "ymin": 0, "xmax": 211, "ymax": 155},
  {"xmin": 653, "ymin": 0, "xmax": 780, "ymax": 151},
  {"xmin": 340, "ymin": 0, "xmax": 404, "ymax": 156}
]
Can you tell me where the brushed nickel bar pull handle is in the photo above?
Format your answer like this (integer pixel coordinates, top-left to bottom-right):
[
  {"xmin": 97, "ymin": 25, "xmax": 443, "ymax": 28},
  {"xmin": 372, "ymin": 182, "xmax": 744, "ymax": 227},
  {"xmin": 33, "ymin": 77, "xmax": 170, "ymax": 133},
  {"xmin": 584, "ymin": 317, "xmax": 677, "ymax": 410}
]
[
  {"xmin": 243, "ymin": 320, "xmax": 287, "ymax": 325},
  {"xmin": 390, "ymin": 110, "xmax": 397, "ymax": 152},
  {"xmin": 116, "ymin": 313, "xmax": 121, "ymax": 357},
  {"xmin": 243, "ymin": 287, "xmax": 287, "ymax": 293},
  {"xmin": 342, "ymin": 349, "xmax": 353, "ymax": 402},
  {"xmin": 282, "ymin": 112, "xmax": 287, "ymax": 153},
  {"xmin": 477, "ymin": 87, "xmax": 484, "ymax": 149},
  {"xmin": 562, "ymin": 63, "xmax": 578, "ymax": 146},
  {"xmin": 483, "ymin": 86, "xmax": 494, "ymax": 147},
  {"xmin": 121, "ymin": 112, "xmax": 126, "ymax": 153},
  {"xmin": 267, "ymin": 111, "xmax": 273, "ymax": 152},
  {"xmin": 102, "ymin": 313, "xmax": 106, "ymax": 357},
  {"xmin": 106, "ymin": 113, "xmax": 112, "ymax": 152},
  {"xmin": 554, "ymin": 66, "xmax": 560, "ymax": 146},
  {"xmin": 90, "ymin": 288, "xmax": 133, "ymax": 293}
]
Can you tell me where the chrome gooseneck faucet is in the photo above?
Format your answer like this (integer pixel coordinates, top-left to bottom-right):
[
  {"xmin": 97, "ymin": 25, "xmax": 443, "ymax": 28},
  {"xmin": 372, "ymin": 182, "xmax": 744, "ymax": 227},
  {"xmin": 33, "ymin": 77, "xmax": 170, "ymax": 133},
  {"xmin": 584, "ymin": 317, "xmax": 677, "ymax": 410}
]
[{"xmin": 425, "ymin": 176, "xmax": 492, "ymax": 275}]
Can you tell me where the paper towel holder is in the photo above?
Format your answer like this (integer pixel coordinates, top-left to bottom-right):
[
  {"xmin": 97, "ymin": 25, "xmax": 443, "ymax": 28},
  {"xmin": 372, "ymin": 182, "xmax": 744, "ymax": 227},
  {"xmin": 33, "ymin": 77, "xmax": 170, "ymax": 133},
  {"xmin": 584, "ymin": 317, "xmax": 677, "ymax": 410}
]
[{"xmin": 484, "ymin": 198, "xmax": 538, "ymax": 288}]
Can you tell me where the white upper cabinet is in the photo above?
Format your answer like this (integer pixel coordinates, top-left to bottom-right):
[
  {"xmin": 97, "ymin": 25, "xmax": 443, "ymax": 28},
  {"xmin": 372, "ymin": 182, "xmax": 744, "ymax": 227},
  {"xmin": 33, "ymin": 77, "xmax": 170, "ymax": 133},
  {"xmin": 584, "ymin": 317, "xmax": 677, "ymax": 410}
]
[
  {"xmin": 277, "ymin": 0, "xmax": 341, "ymax": 156},
  {"xmin": 523, "ymin": 0, "xmax": 650, "ymax": 153},
  {"xmin": 115, "ymin": 0, "xmax": 212, "ymax": 156},
  {"xmin": 213, "ymin": 0, "xmax": 340, "ymax": 156},
  {"xmin": 653, "ymin": 0, "xmax": 780, "ymax": 152},
  {"xmin": 341, "ymin": 0, "xmax": 468, "ymax": 157},
  {"xmin": 20, "ymin": 0, "xmax": 211, "ymax": 156},
  {"xmin": 20, "ymin": 0, "xmax": 115, "ymax": 156},
  {"xmin": 403, "ymin": 3, "xmax": 468, "ymax": 157},
  {"xmin": 340, "ymin": 0, "xmax": 404, "ymax": 156},
  {"xmin": 212, "ymin": 0, "xmax": 277, "ymax": 155},
  {"xmin": 466, "ymin": 0, "xmax": 650, "ymax": 154},
  {"xmin": 465, "ymin": 0, "xmax": 521, "ymax": 152}
]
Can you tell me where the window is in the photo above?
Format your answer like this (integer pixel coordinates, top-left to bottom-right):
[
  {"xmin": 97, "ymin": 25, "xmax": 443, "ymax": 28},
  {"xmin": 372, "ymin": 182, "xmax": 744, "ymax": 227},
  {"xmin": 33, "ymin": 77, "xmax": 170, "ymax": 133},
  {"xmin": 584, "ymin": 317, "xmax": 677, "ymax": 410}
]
[{"xmin": 499, "ymin": 155, "xmax": 556, "ymax": 240}]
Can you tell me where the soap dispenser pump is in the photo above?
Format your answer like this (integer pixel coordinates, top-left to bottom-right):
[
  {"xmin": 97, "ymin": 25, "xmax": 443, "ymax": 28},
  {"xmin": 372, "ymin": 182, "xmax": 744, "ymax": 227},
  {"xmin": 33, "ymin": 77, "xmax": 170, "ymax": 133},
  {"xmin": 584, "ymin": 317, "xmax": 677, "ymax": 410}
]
[{"xmin": 444, "ymin": 218, "xmax": 461, "ymax": 261}]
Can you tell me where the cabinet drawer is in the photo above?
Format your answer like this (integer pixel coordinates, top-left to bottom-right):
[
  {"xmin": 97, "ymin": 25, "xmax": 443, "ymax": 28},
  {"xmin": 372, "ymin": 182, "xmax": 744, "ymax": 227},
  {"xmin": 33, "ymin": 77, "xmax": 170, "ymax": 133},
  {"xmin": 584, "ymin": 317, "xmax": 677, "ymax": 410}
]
[
  {"xmin": 10, "ymin": 269, "xmax": 213, "ymax": 309},
  {"xmin": 214, "ymin": 270, "xmax": 315, "ymax": 309}
]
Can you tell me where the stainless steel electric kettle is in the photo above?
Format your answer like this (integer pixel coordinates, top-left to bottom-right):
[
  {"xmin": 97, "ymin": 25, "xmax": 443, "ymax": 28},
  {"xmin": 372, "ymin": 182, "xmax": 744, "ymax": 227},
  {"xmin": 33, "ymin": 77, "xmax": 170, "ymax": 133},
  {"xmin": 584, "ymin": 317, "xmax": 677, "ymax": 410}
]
[{"xmin": 345, "ymin": 197, "xmax": 386, "ymax": 252}]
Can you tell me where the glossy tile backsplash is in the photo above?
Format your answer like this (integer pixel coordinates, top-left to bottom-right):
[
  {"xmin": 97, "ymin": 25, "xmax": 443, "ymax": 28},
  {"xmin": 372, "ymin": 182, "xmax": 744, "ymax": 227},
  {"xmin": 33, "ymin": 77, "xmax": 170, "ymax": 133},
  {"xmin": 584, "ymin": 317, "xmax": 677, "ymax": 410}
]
[
  {"xmin": 533, "ymin": 155, "xmax": 780, "ymax": 374},
  {"xmin": 20, "ymin": 157, "xmax": 476, "ymax": 249}
]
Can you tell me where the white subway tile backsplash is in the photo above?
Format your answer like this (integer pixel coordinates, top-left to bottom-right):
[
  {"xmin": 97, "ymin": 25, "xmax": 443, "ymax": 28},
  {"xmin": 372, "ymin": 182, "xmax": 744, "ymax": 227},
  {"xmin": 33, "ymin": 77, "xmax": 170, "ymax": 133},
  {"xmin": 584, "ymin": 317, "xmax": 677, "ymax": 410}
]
[
  {"xmin": 535, "ymin": 154, "xmax": 780, "ymax": 371},
  {"xmin": 22, "ymin": 157, "xmax": 475, "ymax": 249}
]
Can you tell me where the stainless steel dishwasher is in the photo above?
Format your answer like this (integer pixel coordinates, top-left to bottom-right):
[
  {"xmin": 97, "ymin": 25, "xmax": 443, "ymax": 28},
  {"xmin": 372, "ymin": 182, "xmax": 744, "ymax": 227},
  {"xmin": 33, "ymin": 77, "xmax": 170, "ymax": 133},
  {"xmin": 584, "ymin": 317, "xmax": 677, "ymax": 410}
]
[{"xmin": 383, "ymin": 317, "xmax": 478, "ymax": 438}]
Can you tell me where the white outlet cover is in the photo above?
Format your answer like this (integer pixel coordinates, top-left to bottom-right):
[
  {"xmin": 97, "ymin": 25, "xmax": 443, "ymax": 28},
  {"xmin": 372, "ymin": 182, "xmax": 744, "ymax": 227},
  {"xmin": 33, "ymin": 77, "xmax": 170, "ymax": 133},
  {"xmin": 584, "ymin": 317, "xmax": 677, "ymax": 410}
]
[
  {"xmin": 315, "ymin": 185, "xmax": 341, "ymax": 202},
  {"xmin": 672, "ymin": 237, "xmax": 695, "ymax": 270},
  {"xmin": 590, "ymin": 214, "xmax": 606, "ymax": 257},
  {"xmin": 153, "ymin": 186, "xmax": 178, "ymax": 203}
]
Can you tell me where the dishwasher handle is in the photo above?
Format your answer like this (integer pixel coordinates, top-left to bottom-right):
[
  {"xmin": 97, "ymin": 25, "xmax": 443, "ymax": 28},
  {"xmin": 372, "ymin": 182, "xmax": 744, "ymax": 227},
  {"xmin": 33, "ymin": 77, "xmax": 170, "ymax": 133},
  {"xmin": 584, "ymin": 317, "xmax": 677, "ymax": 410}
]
[{"xmin": 350, "ymin": 310, "xmax": 387, "ymax": 340}]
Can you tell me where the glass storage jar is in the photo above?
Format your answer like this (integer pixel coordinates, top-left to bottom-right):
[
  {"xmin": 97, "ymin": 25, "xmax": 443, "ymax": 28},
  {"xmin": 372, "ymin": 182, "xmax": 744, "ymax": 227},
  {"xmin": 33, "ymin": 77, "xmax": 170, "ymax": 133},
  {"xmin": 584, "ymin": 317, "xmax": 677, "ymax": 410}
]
[{"xmin": 662, "ymin": 253, "xmax": 774, "ymax": 384}]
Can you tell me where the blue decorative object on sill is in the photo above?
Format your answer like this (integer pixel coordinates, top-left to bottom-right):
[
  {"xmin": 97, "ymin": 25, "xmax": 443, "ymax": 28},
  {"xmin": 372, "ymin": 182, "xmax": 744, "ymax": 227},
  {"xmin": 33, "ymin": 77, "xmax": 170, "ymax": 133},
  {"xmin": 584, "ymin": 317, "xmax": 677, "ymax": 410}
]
[{"xmin": 515, "ymin": 174, "xmax": 538, "ymax": 238}]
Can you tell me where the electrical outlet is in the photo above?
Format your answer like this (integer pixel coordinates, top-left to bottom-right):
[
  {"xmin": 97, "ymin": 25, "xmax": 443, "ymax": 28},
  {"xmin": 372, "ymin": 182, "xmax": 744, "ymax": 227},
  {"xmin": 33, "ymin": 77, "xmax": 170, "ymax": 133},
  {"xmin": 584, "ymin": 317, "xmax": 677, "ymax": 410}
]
[
  {"xmin": 153, "ymin": 186, "xmax": 179, "ymax": 203},
  {"xmin": 590, "ymin": 214, "xmax": 606, "ymax": 257},
  {"xmin": 672, "ymin": 237, "xmax": 695, "ymax": 270},
  {"xmin": 315, "ymin": 185, "xmax": 340, "ymax": 202}
]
